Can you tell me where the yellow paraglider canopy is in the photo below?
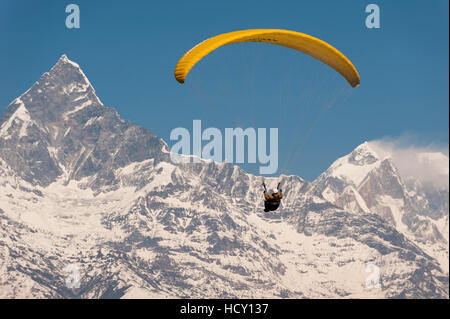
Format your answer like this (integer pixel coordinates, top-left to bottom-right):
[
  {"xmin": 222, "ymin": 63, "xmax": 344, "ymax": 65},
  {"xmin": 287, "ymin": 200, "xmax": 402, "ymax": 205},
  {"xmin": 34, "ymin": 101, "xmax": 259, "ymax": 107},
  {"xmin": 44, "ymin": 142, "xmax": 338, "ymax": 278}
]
[{"xmin": 174, "ymin": 29, "xmax": 360, "ymax": 88}]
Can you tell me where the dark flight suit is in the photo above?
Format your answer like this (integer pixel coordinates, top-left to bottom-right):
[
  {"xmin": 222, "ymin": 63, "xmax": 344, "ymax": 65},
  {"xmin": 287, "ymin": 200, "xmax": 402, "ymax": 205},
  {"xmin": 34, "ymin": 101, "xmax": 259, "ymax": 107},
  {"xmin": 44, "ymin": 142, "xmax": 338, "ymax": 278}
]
[{"xmin": 264, "ymin": 190, "xmax": 283, "ymax": 212}]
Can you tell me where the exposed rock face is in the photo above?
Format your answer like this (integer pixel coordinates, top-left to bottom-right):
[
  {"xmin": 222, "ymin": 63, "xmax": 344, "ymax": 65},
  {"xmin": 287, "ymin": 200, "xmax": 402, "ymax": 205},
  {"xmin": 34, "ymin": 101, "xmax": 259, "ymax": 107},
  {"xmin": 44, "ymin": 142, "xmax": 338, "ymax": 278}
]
[{"xmin": 0, "ymin": 55, "xmax": 168, "ymax": 190}]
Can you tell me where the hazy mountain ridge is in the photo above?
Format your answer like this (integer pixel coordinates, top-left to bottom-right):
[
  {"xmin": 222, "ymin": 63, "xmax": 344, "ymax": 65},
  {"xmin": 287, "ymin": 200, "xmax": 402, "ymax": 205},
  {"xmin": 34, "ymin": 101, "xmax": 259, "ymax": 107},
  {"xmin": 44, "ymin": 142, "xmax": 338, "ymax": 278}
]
[{"xmin": 0, "ymin": 55, "xmax": 448, "ymax": 298}]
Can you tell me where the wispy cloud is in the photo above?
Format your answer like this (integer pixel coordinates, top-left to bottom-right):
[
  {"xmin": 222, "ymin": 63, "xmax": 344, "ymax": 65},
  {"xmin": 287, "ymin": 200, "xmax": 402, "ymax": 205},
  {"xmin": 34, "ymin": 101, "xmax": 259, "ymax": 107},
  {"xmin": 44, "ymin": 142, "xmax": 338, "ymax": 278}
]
[{"xmin": 369, "ymin": 134, "xmax": 449, "ymax": 190}]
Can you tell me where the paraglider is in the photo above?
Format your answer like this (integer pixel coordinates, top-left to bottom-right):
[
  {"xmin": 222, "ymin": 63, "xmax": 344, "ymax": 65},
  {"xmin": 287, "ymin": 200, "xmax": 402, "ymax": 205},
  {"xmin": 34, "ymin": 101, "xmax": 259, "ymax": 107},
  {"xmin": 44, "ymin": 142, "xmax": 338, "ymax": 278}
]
[
  {"xmin": 174, "ymin": 29, "xmax": 360, "ymax": 213},
  {"xmin": 262, "ymin": 182, "xmax": 283, "ymax": 212},
  {"xmin": 174, "ymin": 29, "xmax": 360, "ymax": 87}
]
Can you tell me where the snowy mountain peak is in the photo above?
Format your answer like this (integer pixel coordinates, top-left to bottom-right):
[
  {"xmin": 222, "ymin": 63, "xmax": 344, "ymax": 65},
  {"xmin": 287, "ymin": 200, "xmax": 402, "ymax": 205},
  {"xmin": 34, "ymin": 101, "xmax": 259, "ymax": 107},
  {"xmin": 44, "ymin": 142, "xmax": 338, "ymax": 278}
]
[
  {"xmin": 48, "ymin": 54, "xmax": 103, "ymax": 106},
  {"xmin": 320, "ymin": 142, "xmax": 382, "ymax": 188},
  {"xmin": 54, "ymin": 54, "xmax": 83, "ymax": 73},
  {"xmin": 58, "ymin": 54, "xmax": 70, "ymax": 62},
  {"xmin": 348, "ymin": 141, "xmax": 379, "ymax": 166},
  {"xmin": 53, "ymin": 54, "xmax": 91, "ymax": 85},
  {"xmin": 0, "ymin": 54, "xmax": 104, "ymax": 128},
  {"xmin": 0, "ymin": 55, "xmax": 167, "ymax": 188},
  {"xmin": 313, "ymin": 140, "xmax": 448, "ymax": 251}
]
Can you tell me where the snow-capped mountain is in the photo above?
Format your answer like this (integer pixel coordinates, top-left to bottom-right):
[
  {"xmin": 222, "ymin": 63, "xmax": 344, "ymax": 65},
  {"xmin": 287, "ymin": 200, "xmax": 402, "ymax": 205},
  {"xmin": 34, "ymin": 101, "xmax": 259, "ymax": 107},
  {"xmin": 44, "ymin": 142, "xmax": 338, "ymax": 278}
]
[
  {"xmin": 311, "ymin": 142, "xmax": 449, "ymax": 273},
  {"xmin": 0, "ymin": 55, "xmax": 168, "ymax": 190},
  {"xmin": 0, "ymin": 55, "xmax": 448, "ymax": 298}
]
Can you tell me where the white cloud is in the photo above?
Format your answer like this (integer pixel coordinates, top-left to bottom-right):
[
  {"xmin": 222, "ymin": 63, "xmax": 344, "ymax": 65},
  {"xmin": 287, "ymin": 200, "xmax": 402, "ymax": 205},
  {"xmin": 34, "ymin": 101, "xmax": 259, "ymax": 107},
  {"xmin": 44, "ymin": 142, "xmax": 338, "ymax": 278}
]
[{"xmin": 368, "ymin": 135, "xmax": 449, "ymax": 190}]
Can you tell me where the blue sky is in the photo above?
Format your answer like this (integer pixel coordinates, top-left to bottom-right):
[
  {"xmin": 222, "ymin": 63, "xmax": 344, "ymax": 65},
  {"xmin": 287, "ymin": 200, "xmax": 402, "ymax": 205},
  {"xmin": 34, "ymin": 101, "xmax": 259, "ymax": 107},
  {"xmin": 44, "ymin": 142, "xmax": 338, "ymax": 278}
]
[{"xmin": 1, "ymin": 0, "xmax": 448, "ymax": 181}]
